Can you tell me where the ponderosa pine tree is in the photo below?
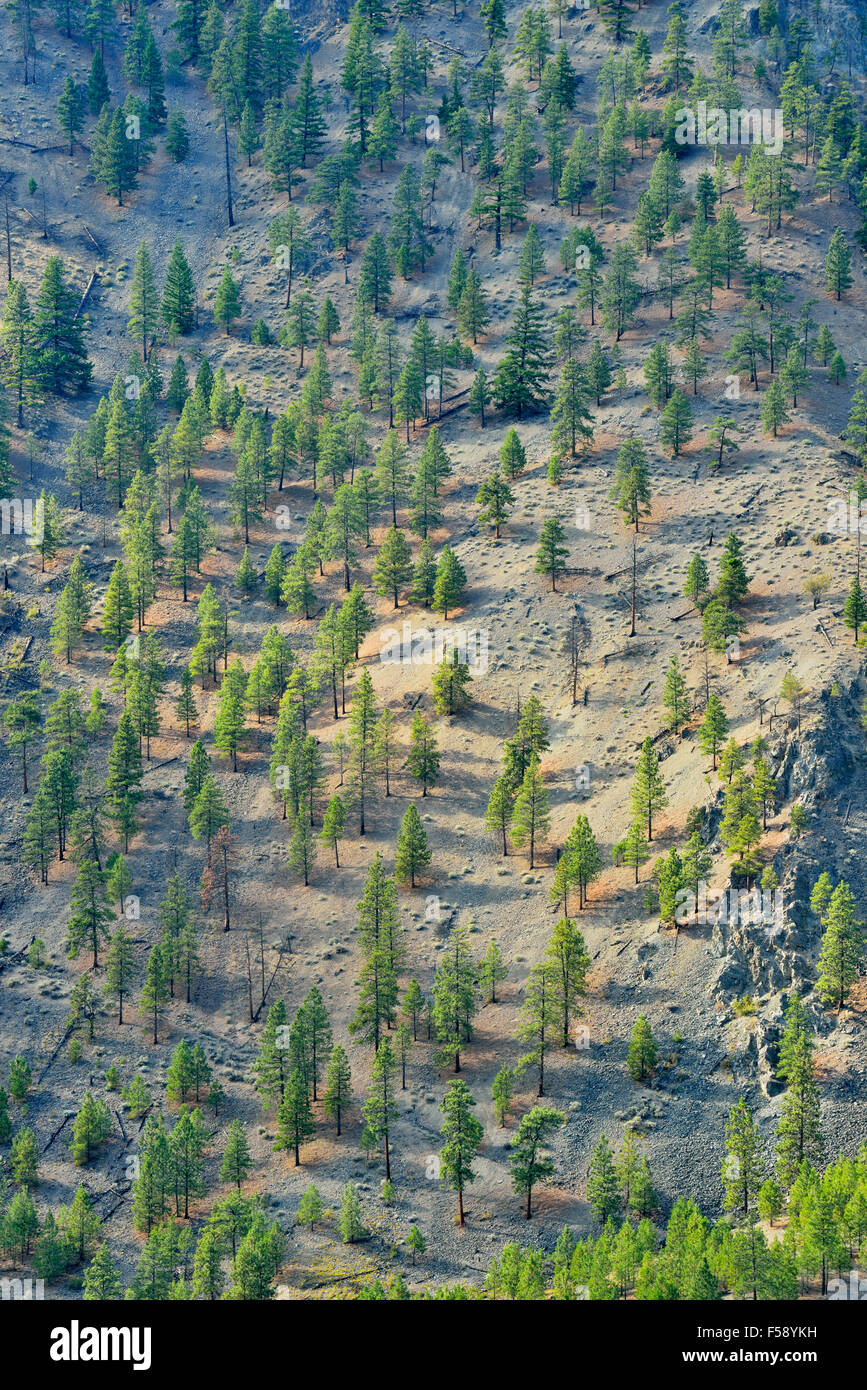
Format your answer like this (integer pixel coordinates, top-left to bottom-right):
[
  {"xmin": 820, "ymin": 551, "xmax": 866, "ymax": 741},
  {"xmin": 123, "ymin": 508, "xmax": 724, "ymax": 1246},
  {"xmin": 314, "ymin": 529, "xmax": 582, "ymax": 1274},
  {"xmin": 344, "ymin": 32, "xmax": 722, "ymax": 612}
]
[
  {"xmin": 32, "ymin": 257, "xmax": 91, "ymax": 395},
  {"xmin": 843, "ymin": 575, "xmax": 867, "ymax": 644},
  {"xmin": 630, "ymin": 736, "xmax": 668, "ymax": 840},
  {"xmin": 405, "ymin": 708, "xmax": 439, "ymax": 796},
  {"xmin": 349, "ymin": 853, "xmax": 402, "ymax": 1049},
  {"xmin": 492, "ymin": 286, "xmax": 552, "ymax": 417},
  {"xmin": 627, "ymin": 1014, "xmax": 657, "ymax": 1082},
  {"xmin": 475, "ymin": 469, "xmax": 514, "ymax": 538},
  {"xmin": 545, "ymin": 915, "xmax": 589, "ymax": 1047},
  {"xmin": 510, "ymin": 1105, "xmax": 565, "ymax": 1219},
  {"xmin": 824, "ymin": 226, "xmax": 852, "ymax": 301},
  {"xmin": 432, "ymin": 921, "xmax": 478, "ymax": 1073},
  {"xmin": 484, "ymin": 774, "xmax": 514, "ymax": 856},
  {"xmin": 140, "ymin": 942, "xmax": 168, "ymax": 1044},
  {"xmin": 220, "ymin": 1119, "xmax": 253, "ymax": 1192},
  {"xmin": 723, "ymin": 1098, "xmax": 765, "ymax": 1218},
  {"xmin": 439, "ymin": 1077, "xmax": 483, "ymax": 1225},
  {"xmin": 662, "ymin": 654, "xmax": 690, "ymax": 734},
  {"xmin": 535, "ymin": 516, "xmax": 568, "ymax": 591},
  {"xmin": 161, "ymin": 241, "xmax": 196, "ymax": 335},
  {"xmin": 103, "ymin": 924, "xmax": 136, "ymax": 1024},
  {"xmin": 276, "ymin": 1068, "xmax": 315, "ymax": 1165},
  {"xmin": 214, "ymin": 267, "xmax": 241, "ymax": 334},
  {"xmin": 65, "ymin": 857, "xmax": 112, "ymax": 968},
  {"xmin": 1, "ymin": 280, "xmax": 40, "ymax": 427},
  {"xmin": 660, "ymin": 387, "xmax": 693, "ymax": 455},
  {"xmin": 816, "ymin": 880, "xmax": 864, "ymax": 1011},
  {"xmin": 394, "ymin": 803, "xmax": 431, "ymax": 888},
  {"xmin": 510, "ymin": 753, "xmax": 550, "ymax": 868}
]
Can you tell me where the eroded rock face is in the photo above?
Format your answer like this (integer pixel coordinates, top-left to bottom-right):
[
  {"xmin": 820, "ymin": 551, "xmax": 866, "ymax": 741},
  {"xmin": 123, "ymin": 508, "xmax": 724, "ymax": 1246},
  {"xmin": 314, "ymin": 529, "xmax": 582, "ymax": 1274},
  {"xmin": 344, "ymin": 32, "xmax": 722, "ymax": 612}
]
[
  {"xmin": 708, "ymin": 677, "xmax": 866, "ymax": 1092},
  {"xmin": 293, "ymin": 0, "xmax": 350, "ymax": 37}
]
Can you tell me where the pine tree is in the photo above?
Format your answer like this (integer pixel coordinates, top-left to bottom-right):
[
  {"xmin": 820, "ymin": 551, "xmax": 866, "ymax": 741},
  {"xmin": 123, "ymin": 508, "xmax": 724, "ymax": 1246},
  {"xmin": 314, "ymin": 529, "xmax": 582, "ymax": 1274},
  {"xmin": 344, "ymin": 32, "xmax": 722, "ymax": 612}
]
[
  {"xmin": 454, "ymin": 267, "xmax": 488, "ymax": 346},
  {"xmin": 627, "ymin": 1015, "xmax": 657, "ymax": 1082},
  {"xmin": 395, "ymin": 803, "xmax": 431, "ymax": 888},
  {"xmin": 161, "ymin": 241, "xmax": 196, "ymax": 336},
  {"xmin": 816, "ymin": 880, "xmax": 864, "ymax": 1011},
  {"xmin": 87, "ymin": 48, "xmax": 110, "ymax": 114},
  {"xmin": 814, "ymin": 324, "xmax": 836, "ymax": 367},
  {"xmin": 288, "ymin": 813, "xmax": 316, "ymax": 886},
  {"xmin": 320, "ymin": 794, "xmax": 346, "ymax": 868},
  {"xmin": 276, "ymin": 1068, "xmax": 315, "ymax": 1165},
  {"xmin": 220, "ymin": 1119, "xmax": 253, "ymax": 1192},
  {"xmin": 175, "ymin": 667, "xmax": 197, "ymax": 739},
  {"xmin": 662, "ymin": 654, "xmax": 689, "ymax": 734},
  {"xmin": 430, "ymin": 545, "xmax": 465, "ymax": 621},
  {"xmin": 432, "ymin": 649, "xmax": 472, "ymax": 717},
  {"xmin": 439, "ymin": 1078, "xmax": 484, "ymax": 1225},
  {"xmin": 775, "ymin": 1032, "xmax": 824, "ymax": 1188},
  {"xmin": 554, "ymin": 814, "xmax": 601, "ymax": 913},
  {"xmin": 492, "ymin": 286, "xmax": 553, "ymax": 417},
  {"xmin": 511, "ymin": 753, "xmax": 550, "ymax": 868},
  {"xmin": 843, "ymin": 575, "xmax": 867, "ymax": 643},
  {"xmin": 723, "ymin": 1098, "xmax": 765, "ymax": 1218},
  {"xmin": 372, "ymin": 525, "xmax": 413, "ymax": 608},
  {"xmin": 389, "ymin": 163, "xmax": 430, "ymax": 278},
  {"xmin": 660, "ymin": 387, "xmax": 693, "ymax": 455},
  {"xmin": 516, "ymin": 957, "xmax": 557, "ymax": 1097},
  {"xmin": 3, "ymin": 690, "xmax": 41, "ymax": 795},
  {"xmin": 66, "ymin": 857, "xmax": 113, "ymax": 968},
  {"xmin": 630, "ymin": 736, "xmax": 668, "ymax": 840},
  {"xmin": 105, "ymin": 708, "xmax": 143, "ymax": 851},
  {"xmin": 339, "ymin": 1182, "xmax": 365, "ymax": 1243},
  {"xmin": 761, "ymin": 378, "xmax": 789, "ymax": 437},
  {"xmin": 715, "ymin": 532, "xmax": 750, "ymax": 609},
  {"xmin": 214, "ymin": 267, "xmax": 241, "ymax": 335},
  {"xmin": 104, "ymin": 925, "xmax": 136, "ymax": 1024},
  {"xmin": 32, "ymin": 257, "xmax": 92, "ymax": 394},
  {"xmin": 468, "ymin": 367, "xmax": 490, "ymax": 428},
  {"xmin": 349, "ymin": 854, "xmax": 401, "ymax": 1050},
  {"xmin": 535, "ymin": 516, "xmax": 568, "ymax": 591},
  {"xmin": 698, "ymin": 693, "xmax": 729, "ymax": 771},
  {"xmin": 545, "ymin": 915, "xmax": 589, "ymax": 1046},
  {"xmin": 432, "ymin": 921, "xmax": 478, "ymax": 1072},
  {"xmin": 140, "ymin": 942, "xmax": 168, "ymax": 1043},
  {"xmin": 485, "ymin": 774, "xmax": 515, "ymax": 856},
  {"xmin": 406, "ymin": 709, "xmax": 440, "ymax": 797},
  {"xmin": 587, "ymin": 1132, "xmax": 621, "ymax": 1224},
  {"xmin": 48, "ymin": 564, "xmax": 85, "ymax": 667},
  {"xmin": 323, "ymin": 1043, "xmax": 352, "ymax": 1135},
  {"xmin": 71, "ymin": 1092, "xmax": 112, "ymax": 1165},
  {"xmin": 165, "ymin": 108, "xmax": 190, "ymax": 162},
  {"xmin": 83, "ymin": 1242, "xmax": 123, "ymax": 1300},
  {"xmin": 296, "ymin": 1183, "xmax": 323, "ymax": 1227},
  {"xmin": 11, "ymin": 1126, "xmax": 40, "ymax": 1187},
  {"xmin": 57, "ymin": 74, "xmax": 85, "ymax": 155},
  {"xmin": 1, "ymin": 280, "xmax": 40, "ymax": 428},
  {"xmin": 126, "ymin": 242, "xmax": 159, "ymax": 360},
  {"xmin": 362, "ymin": 1037, "xmax": 398, "ymax": 1177},
  {"xmin": 510, "ymin": 1105, "xmax": 565, "ymax": 1218}
]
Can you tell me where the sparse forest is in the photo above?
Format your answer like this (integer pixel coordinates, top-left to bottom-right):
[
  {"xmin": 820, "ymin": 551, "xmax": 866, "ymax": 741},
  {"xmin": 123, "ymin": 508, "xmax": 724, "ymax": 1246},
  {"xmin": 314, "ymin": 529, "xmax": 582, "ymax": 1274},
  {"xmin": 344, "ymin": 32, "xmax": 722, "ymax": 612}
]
[{"xmin": 1, "ymin": 0, "xmax": 867, "ymax": 1314}]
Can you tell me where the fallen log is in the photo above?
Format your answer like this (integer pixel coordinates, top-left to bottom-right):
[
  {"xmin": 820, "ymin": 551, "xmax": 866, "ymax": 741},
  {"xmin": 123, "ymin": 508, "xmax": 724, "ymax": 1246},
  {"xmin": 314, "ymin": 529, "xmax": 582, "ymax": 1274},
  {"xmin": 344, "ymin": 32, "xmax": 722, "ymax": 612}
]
[
  {"xmin": 141, "ymin": 755, "xmax": 180, "ymax": 776},
  {"xmin": 36, "ymin": 1023, "xmax": 75, "ymax": 1084},
  {"xmin": 42, "ymin": 1112, "xmax": 73, "ymax": 1154},
  {"xmin": 0, "ymin": 935, "xmax": 33, "ymax": 973},
  {"xmin": 80, "ymin": 224, "xmax": 102, "ymax": 254},
  {"xmin": 74, "ymin": 270, "xmax": 98, "ymax": 321}
]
